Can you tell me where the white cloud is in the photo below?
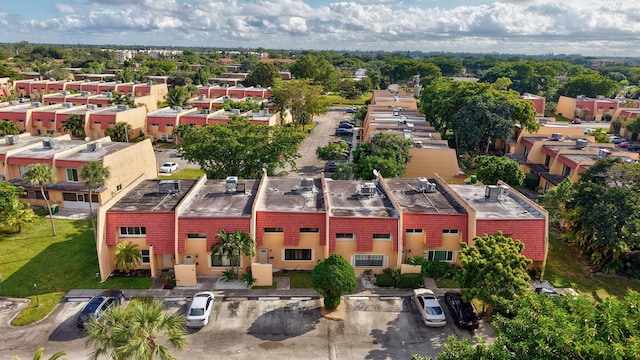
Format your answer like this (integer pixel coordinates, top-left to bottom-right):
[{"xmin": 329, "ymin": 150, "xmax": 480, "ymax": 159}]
[{"xmin": 3, "ymin": 0, "xmax": 640, "ymax": 55}]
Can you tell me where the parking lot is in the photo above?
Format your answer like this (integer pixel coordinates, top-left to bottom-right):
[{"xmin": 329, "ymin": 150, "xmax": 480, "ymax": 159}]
[{"xmin": 1, "ymin": 295, "xmax": 491, "ymax": 360}]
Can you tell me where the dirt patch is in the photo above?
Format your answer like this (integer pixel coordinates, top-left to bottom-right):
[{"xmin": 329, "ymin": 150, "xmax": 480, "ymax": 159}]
[{"xmin": 320, "ymin": 297, "xmax": 346, "ymax": 321}]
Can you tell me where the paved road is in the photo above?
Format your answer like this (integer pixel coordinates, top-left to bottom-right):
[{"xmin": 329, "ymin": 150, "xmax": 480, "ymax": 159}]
[{"xmin": 1, "ymin": 296, "xmax": 493, "ymax": 360}]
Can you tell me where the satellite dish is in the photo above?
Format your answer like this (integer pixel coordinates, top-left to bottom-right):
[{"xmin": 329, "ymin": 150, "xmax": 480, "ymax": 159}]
[
  {"xmin": 85, "ymin": 137, "xmax": 91, "ymax": 141},
  {"xmin": 372, "ymin": 169, "xmax": 380, "ymax": 177}
]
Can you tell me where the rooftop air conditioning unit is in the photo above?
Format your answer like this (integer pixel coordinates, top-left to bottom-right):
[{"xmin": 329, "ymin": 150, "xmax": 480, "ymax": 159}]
[
  {"xmin": 147, "ymin": 81, "xmax": 153, "ymax": 85},
  {"xmin": 88, "ymin": 104, "xmax": 98, "ymax": 111},
  {"xmin": 499, "ymin": 185, "xmax": 510, "ymax": 197},
  {"xmin": 61, "ymin": 90, "xmax": 68, "ymax": 95},
  {"xmin": 418, "ymin": 177, "xmax": 437, "ymax": 193},
  {"xmin": 117, "ymin": 104, "xmax": 128, "ymax": 111},
  {"xmin": 104, "ymin": 91, "xmax": 112, "ymax": 98},
  {"xmin": 575, "ymin": 139, "xmax": 588, "ymax": 149},
  {"xmin": 485, "ymin": 185, "xmax": 500, "ymax": 200},
  {"xmin": 577, "ymin": 95, "xmax": 585, "ymax": 100},
  {"xmin": 42, "ymin": 138, "xmax": 58, "ymax": 149},
  {"xmin": 86, "ymin": 142, "xmax": 102, "ymax": 152},
  {"xmin": 84, "ymin": 79, "xmax": 90, "ymax": 82},
  {"xmin": 226, "ymin": 176, "xmax": 238, "ymax": 192},
  {"xmin": 598, "ymin": 149, "xmax": 611, "ymax": 159},
  {"xmin": 158, "ymin": 180, "xmax": 180, "ymax": 194},
  {"xmin": 81, "ymin": 91, "xmax": 89, "ymax": 96},
  {"xmin": 8, "ymin": 100, "xmax": 19, "ymax": 106},
  {"xmin": 32, "ymin": 101, "xmax": 42, "ymax": 107},
  {"xmin": 198, "ymin": 94, "xmax": 205, "ymax": 100},
  {"xmin": 173, "ymin": 106, "xmax": 183, "ymax": 112},
  {"xmin": 5, "ymin": 135, "xmax": 19, "ymax": 145},
  {"xmin": 231, "ymin": 109, "xmax": 240, "ymax": 115},
  {"xmin": 62, "ymin": 102, "xmax": 73, "ymax": 108},
  {"xmin": 357, "ymin": 182, "xmax": 377, "ymax": 197},
  {"xmin": 134, "ymin": 81, "xmax": 140, "ymax": 84},
  {"xmin": 300, "ymin": 178, "xmax": 314, "ymax": 192},
  {"xmin": 550, "ymin": 133, "xmax": 563, "ymax": 141}
]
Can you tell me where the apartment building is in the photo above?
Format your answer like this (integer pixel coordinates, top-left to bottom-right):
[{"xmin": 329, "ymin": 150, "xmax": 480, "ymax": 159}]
[{"xmin": 556, "ymin": 95, "xmax": 627, "ymax": 122}]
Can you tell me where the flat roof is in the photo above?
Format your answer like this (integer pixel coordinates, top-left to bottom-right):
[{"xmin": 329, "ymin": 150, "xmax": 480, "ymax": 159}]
[
  {"xmin": 384, "ymin": 178, "xmax": 465, "ymax": 215},
  {"xmin": 0, "ymin": 135, "xmax": 46, "ymax": 155},
  {"xmin": 448, "ymin": 184, "xmax": 545, "ymax": 220},
  {"xmin": 179, "ymin": 179, "xmax": 259, "ymax": 217},
  {"xmin": 10, "ymin": 139, "xmax": 86, "ymax": 160},
  {"xmin": 325, "ymin": 179, "xmax": 397, "ymax": 218},
  {"xmin": 256, "ymin": 177, "xmax": 325, "ymax": 212},
  {"xmin": 56, "ymin": 141, "xmax": 133, "ymax": 162},
  {"xmin": 109, "ymin": 179, "xmax": 198, "ymax": 212}
]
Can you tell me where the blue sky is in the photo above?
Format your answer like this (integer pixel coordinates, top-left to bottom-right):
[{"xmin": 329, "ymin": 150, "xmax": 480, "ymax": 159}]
[{"xmin": 1, "ymin": 0, "xmax": 639, "ymax": 56}]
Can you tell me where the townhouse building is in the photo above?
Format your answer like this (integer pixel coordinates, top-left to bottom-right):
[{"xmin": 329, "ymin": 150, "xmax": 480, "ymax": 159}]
[
  {"xmin": 146, "ymin": 106, "xmax": 198, "ymax": 142},
  {"xmin": 96, "ymin": 174, "xmax": 548, "ymax": 281},
  {"xmin": 556, "ymin": 95, "xmax": 628, "ymax": 122},
  {"xmin": 1, "ymin": 134, "xmax": 156, "ymax": 210}
]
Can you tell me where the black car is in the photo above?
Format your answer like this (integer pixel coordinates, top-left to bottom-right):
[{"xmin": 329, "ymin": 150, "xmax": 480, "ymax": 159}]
[
  {"xmin": 338, "ymin": 122, "xmax": 355, "ymax": 129},
  {"xmin": 335, "ymin": 128, "xmax": 353, "ymax": 136},
  {"xmin": 444, "ymin": 291, "xmax": 480, "ymax": 330},
  {"xmin": 324, "ymin": 161, "xmax": 338, "ymax": 172},
  {"xmin": 339, "ymin": 120, "xmax": 355, "ymax": 126},
  {"xmin": 628, "ymin": 143, "xmax": 640, "ymax": 152},
  {"xmin": 76, "ymin": 289, "xmax": 125, "ymax": 328}
]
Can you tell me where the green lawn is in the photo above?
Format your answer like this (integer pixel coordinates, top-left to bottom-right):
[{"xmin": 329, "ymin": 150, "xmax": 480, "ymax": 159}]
[
  {"xmin": 275, "ymin": 271, "xmax": 313, "ymax": 288},
  {"xmin": 323, "ymin": 93, "xmax": 370, "ymax": 106},
  {"xmin": 0, "ymin": 216, "xmax": 152, "ymax": 325},
  {"xmin": 159, "ymin": 168, "xmax": 205, "ymax": 180},
  {"xmin": 544, "ymin": 229, "xmax": 640, "ymax": 300}
]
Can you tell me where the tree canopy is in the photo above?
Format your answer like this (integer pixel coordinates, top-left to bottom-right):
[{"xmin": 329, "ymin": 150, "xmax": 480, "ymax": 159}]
[
  {"xmin": 351, "ymin": 133, "xmax": 413, "ymax": 179},
  {"xmin": 244, "ymin": 62, "xmax": 279, "ymax": 88},
  {"xmin": 179, "ymin": 119, "xmax": 304, "ymax": 178},
  {"xmin": 559, "ymin": 71, "xmax": 618, "ymax": 98},
  {"xmin": 62, "ymin": 114, "xmax": 86, "ymax": 139},
  {"xmin": 311, "ymin": 253, "xmax": 357, "ymax": 310},
  {"xmin": 474, "ymin": 156, "xmax": 525, "ymax": 187},
  {"xmin": 270, "ymin": 79, "xmax": 329, "ymax": 129},
  {"xmin": 23, "ymin": 163, "xmax": 57, "ymax": 236}
]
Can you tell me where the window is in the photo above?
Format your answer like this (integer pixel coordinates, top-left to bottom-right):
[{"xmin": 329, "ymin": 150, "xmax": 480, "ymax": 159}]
[
  {"xmin": 544, "ymin": 155, "xmax": 551, "ymax": 167},
  {"xmin": 264, "ymin": 228, "xmax": 283, "ymax": 233},
  {"xmin": 426, "ymin": 250, "xmax": 455, "ymax": 262},
  {"xmin": 46, "ymin": 130, "xmax": 54, "ymax": 135},
  {"xmin": 562, "ymin": 165, "xmax": 571, "ymax": 177},
  {"xmin": 140, "ymin": 249, "xmax": 150, "ymax": 264},
  {"xmin": 94, "ymin": 121, "xmax": 101, "ymax": 125},
  {"xmin": 442, "ymin": 229, "xmax": 459, "ymax": 234},
  {"xmin": 151, "ymin": 123, "xmax": 159, "ymax": 126},
  {"xmin": 66, "ymin": 168, "xmax": 79, "ymax": 182},
  {"xmin": 119, "ymin": 227, "xmax": 146, "ymax": 237},
  {"xmin": 187, "ymin": 233, "xmax": 207, "ymax": 239},
  {"xmin": 210, "ymin": 254, "xmax": 239, "ymax": 267},
  {"xmin": 284, "ymin": 249, "xmax": 312, "ymax": 261},
  {"xmin": 354, "ymin": 254, "xmax": 385, "ymax": 268},
  {"xmin": 116, "ymin": 184, "xmax": 122, "ymax": 192},
  {"xmin": 373, "ymin": 233, "xmax": 392, "ymax": 241},
  {"xmin": 160, "ymin": 134, "xmax": 174, "ymax": 141},
  {"xmin": 336, "ymin": 233, "xmax": 355, "ymax": 241},
  {"xmin": 406, "ymin": 229, "xmax": 423, "ymax": 234},
  {"xmin": 166, "ymin": 123, "xmax": 174, "ymax": 127},
  {"xmin": 300, "ymin": 228, "xmax": 319, "ymax": 233}
]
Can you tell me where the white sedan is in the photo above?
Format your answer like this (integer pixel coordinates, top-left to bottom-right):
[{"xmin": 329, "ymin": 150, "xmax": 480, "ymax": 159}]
[
  {"xmin": 412, "ymin": 289, "xmax": 446, "ymax": 327},
  {"xmin": 186, "ymin": 291, "xmax": 215, "ymax": 328},
  {"xmin": 159, "ymin": 162, "xmax": 179, "ymax": 173}
]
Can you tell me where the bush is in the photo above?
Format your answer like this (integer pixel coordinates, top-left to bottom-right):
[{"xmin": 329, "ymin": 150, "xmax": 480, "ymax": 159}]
[
  {"xmin": 398, "ymin": 273, "xmax": 424, "ymax": 289},
  {"xmin": 524, "ymin": 173, "xmax": 539, "ymax": 190},
  {"xmin": 375, "ymin": 273, "xmax": 395, "ymax": 287},
  {"xmin": 221, "ymin": 269, "xmax": 238, "ymax": 282}
]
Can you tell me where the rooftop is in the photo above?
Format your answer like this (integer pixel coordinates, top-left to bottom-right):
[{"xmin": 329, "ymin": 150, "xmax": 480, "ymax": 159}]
[
  {"xmin": 179, "ymin": 178, "xmax": 259, "ymax": 218},
  {"xmin": 109, "ymin": 179, "xmax": 198, "ymax": 212},
  {"xmin": 56, "ymin": 141, "xmax": 133, "ymax": 162},
  {"xmin": 448, "ymin": 184, "xmax": 545, "ymax": 220},
  {"xmin": 10, "ymin": 139, "xmax": 87, "ymax": 160},
  {"xmin": 384, "ymin": 178, "xmax": 465, "ymax": 215},
  {"xmin": 0, "ymin": 135, "xmax": 47, "ymax": 156},
  {"xmin": 325, "ymin": 179, "xmax": 398, "ymax": 218},
  {"xmin": 256, "ymin": 177, "xmax": 325, "ymax": 213}
]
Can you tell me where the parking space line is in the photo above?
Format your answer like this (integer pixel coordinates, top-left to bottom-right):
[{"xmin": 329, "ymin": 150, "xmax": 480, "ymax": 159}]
[
  {"xmin": 291, "ymin": 297, "xmax": 313, "ymax": 301},
  {"xmin": 379, "ymin": 296, "xmax": 402, "ymax": 300},
  {"xmin": 257, "ymin": 297, "xmax": 280, "ymax": 301},
  {"xmin": 348, "ymin": 296, "xmax": 369, "ymax": 300}
]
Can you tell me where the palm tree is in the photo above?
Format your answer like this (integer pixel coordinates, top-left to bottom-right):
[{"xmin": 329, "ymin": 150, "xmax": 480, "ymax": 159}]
[
  {"xmin": 166, "ymin": 86, "xmax": 190, "ymax": 109},
  {"xmin": 85, "ymin": 299, "xmax": 186, "ymax": 360},
  {"xmin": 80, "ymin": 161, "xmax": 110, "ymax": 241},
  {"xmin": 105, "ymin": 122, "xmax": 132, "ymax": 142},
  {"xmin": 1, "ymin": 199, "xmax": 37, "ymax": 233},
  {"xmin": 108, "ymin": 91, "xmax": 135, "ymax": 107},
  {"xmin": 114, "ymin": 241, "xmax": 142, "ymax": 274},
  {"xmin": 0, "ymin": 120, "xmax": 21, "ymax": 136},
  {"xmin": 211, "ymin": 229, "xmax": 256, "ymax": 276},
  {"xmin": 12, "ymin": 347, "xmax": 66, "ymax": 360},
  {"xmin": 61, "ymin": 114, "xmax": 86, "ymax": 139},
  {"xmin": 23, "ymin": 163, "xmax": 57, "ymax": 236}
]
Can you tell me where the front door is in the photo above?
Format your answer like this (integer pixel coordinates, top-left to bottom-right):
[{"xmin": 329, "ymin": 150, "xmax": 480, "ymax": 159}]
[
  {"xmin": 258, "ymin": 248, "xmax": 269, "ymax": 264},
  {"xmin": 162, "ymin": 254, "xmax": 173, "ymax": 269}
]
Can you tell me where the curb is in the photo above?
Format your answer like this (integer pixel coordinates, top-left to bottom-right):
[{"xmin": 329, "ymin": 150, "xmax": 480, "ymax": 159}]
[{"xmin": 0, "ymin": 296, "xmax": 30, "ymax": 303}]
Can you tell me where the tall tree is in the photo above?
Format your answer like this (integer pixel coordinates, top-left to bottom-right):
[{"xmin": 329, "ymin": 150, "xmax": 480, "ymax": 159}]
[
  {"xmin": 311, "ymin": 253, "xmax": 357, "ymax": 310},
  {"xmin": 80, "ymin": 161, "xmax": 110, "ymax": 242},
  {"xmin": 455, "ymin": 232, "xmax": 532, "ymax": 315},
  {"xmin": 316, "ymin": 142, "xmax": 349, "ymax": 161},
  {"xmin": 289, "ymin": 55, "xmax": 340, "ymax": 91},
  {"xmin": 179, "ymin": 119, "xmax": 304, "ymax": 179},
  {"xmin": 351, "ymin": 133, "xmax": 413, "ymax": 179},
  {"xmin": 0, "ymin": 120, "xmax": 21, "ymax": 136},
  {"xmin": 244, "ymin": 62, "xmax": 279, "ymax": 88},
  {"xmin": 560, "ymin": 71, "xmax": 618, "ymax": 98},
  {"xmin": 85, "ymin": 299, "xmax": 186, "ymax": 360},
  {"xmin": 114, "ymin": 241, "xmax": 142, "ymax": 274},
  {"xmin": 12, "ymin": 347, "xmax": 67, "ymax": 360},
  {"xmin": 474, "ymin": 156, "xmax": 525, "ymax": 187},
  {"xmin": 108, "ymin": 91, "xmax": 135, "ymax": 107},
  {"xmin": 271, "ymin": 79, "xmax": 329, "ymax": 129},
  {"xmin": 23, "ymin": 163, "xmax": 57, "ymax": 236},
  {"xmin": 211, "ymin": 229, "xmax": 256, "ymax": 277},
  {"xmin": 61, "ymin": 114, "xmax": 86, "ymax": 139},
  {"xmin": 105, "ymin": 122, "xmax": 132, "ymax": 142},
  {"xmin": 166, "ymin": 86, "xmax": 190, "ymax": 109}
]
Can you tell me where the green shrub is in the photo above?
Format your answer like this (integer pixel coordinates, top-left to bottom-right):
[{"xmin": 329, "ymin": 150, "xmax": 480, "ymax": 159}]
[
  {"xmin": 375, "ymin": 273, "xmax": 395, "ymax": 287},
  {"xmin": 398, "ymin": 273, "xmax": 424, "ymax": 289},
  {"xmin": 221, "ymin": 269, "xmax": 238, "ymax": 282},
  {"xmin": 241, "ymin": 272, "xmax": 256, "ymax": 287},
  {"xmin": 404, "ymin": 256, "xmax": 452, "ymax": 278},
  {"xmin": 524, "ymin": 173, "xmax": 539, "ymax": 190}
]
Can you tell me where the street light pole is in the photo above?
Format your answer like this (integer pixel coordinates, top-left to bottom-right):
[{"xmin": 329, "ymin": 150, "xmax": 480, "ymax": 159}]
[{"xmin": 33, "ymin": 283, "xmax": 40, "ymax": 307}]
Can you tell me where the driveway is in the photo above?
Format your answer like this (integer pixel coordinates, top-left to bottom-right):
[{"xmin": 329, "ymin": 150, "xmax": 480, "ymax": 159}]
[{"xmin": 1, "ymin": 295, "xmax": 492, "ymax": 360}]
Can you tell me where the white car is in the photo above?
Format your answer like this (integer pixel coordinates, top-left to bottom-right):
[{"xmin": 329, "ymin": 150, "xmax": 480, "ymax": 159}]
[
  {"xmin": 186, "ymin": 291, "xmax": 215, "ymax": 328},
  {"xmin": 159, "ymin": 162, "xmax": 179, "ymax": 173},
  {"xmin": 413, "ymin": 289, "xmax": 446, "ymax": 327}
]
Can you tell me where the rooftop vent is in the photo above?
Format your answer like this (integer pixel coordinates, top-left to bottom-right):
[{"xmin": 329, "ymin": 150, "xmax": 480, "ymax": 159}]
[
  {"xmin": 225, "ymin": 176, "xmax": 238, "ymax": 192},
  {"xmin": 598, "ymin": 149, "xmax": 611, "ymax": 159},
  {"xmin": 62, "ymin": 102, "xmax": 73, "ymax": 108},
  {"xmin": 5, "ymin": 135, "xmax": 19, "ymax": 145},
  {"xmin": 88, "ymin": 104, "xmax": 98, "ymax": 111},
  {"xmin": 103, "ymin": 91, "xmax": 112, "ymax": 98},
  {"xmin": 418, "ymin": 177, "xmax": 437, "ymax": 193},
  {"xmin": 231, "ymin": 109, "xmax": 241, "ymax": 115},
  {"xmin": 158, "ymin": 180, "xmax": 180, "ymax": 194},
  {"xmin": 575, "ymin": 139, "xmax": 588, "ymax": 149},
  {"xmin": 356, "ymin": 182, "xmax": 377, "ymax": 198},
  {"xmin": 8, "ymin": 100, "xmax": 19, "ymax": 106},
  {"xmin": 172, "ymin": 106, "xmax": 183, "ymax": 112},
  {"xmin": 81, "ymin": 91, "xmax": 89, "ymax": 96},
  {"xmin": 300, "ymin": 178, "xmax": 314, "ymax": 192},
  {"xmin": 86, "ymin": 142, "xmax": 102, "ymax": 152},
  {"xmin": 485, "ymin": 185, "xmax": 509, "ymax": 201},
  {"xmin": 61, "ymin": 90, "xmax": 68, "ymax": 95},
  {"xmin": 198, "ymin": 94, "xmax": 205, "ymax": 100},
  {"xmin": 550, "ymin": 133, "xmax": 563, "ymax": 141},
  {"xmin": 32, "ymin": 101, "xmax": 42, "ymax": 108},
  {"xmin": 42, "ymin": 138, "xmax": 58, "ymax": 149},
  {"xmin": 117, "ymin": 104, "xmax": 128, "ymax": 111}
]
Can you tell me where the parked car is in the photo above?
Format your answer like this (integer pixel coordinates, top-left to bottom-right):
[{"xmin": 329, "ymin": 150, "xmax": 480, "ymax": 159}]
[
  {"xmin": 345, "ymin": 107, "xmax": 357, "ymax": 113},
  {"xmin": 535, "ymin": 287, "xmax": 560, "ymax": 297},
  {"xmin": 610, "ymin": 136, "xmax": 626, "ymax": 144},
  {"xmin": 335, "ymin": 128, "xmax": 354, "ymax": 136},
  {"xmin": 76, "ymin": 289, "xmax": 125, "ymax": 328},
  {"xmin": 444, "ymin": 291, "xmax": 480, "ymax": 330},
  {"xmin": 324, "ymin": 161, "xmax": 338, "ymax": 172},
  {"xmin": 628, "ymin": 143, "xmax": 640, "ymax": 152},
  {"xmin": 583, "ymin": 128, "xmax": 594, "ymax": 134},
  {"xmin": 412, "ymin": 289, "xmax": 446, "ymax": 327},
  {"xmin": 619, "ymin": 141, "xmax": 630, "ymax": 148},
  {"xmin": 186, "ymin": 291, "xmax": 215, "ymax": 328},
  {"xmin": 339, "ymin": 120, "xmax": 355, "ymax": 126},
  {"xmin": 571, "ymin": 118, "xmax": 582, "ymax": 124},
  {"xmin": 338, "ymin": 122, "xmax": 355, "ymax": 129},
  {"xmin": 159, "ymin": 162, "xmax": 179, "ymax": 173}
]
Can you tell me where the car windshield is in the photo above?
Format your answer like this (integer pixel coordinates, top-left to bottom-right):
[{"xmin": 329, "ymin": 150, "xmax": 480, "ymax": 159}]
[
  {"xmin": 425, "ymin": 305, "xmax": 443, "ymax": 316},
  {"xmin": 189, "ymin": 308, "xmax": 205, "ymax": 316},
  {"xmin": 162, "ymin": 163, "xmax": 173, "ymax": 167}
]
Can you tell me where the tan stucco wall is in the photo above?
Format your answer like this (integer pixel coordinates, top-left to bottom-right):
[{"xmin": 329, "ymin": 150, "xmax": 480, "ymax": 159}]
[
  {"xmin": 400, "ymin": 264, "xmax": 421, "ymax": 274},
  {"xmin": 101, "ymin": 138, "xmax": 157, "ymax": 204},
  {"xmin": 260, "ymin": 233, "xmax": 324, "ymax": 270},
  {"xmin": 251, "ymin": 263, "xmax": 273, "ymax": 286},
  {"xmin": 404, "ymin": 147, "xmax": 463, "ymax": 183},
  {"xmin": 183, "ymin": 237, "xmax": 210, "ymax": 275},
  {"xmin": 556, "ymin": 96, "xmax": 576, "ymax": 118},
  {"xmin": 175, "ymin": 264, "xmax": 197, "ymax": 287}
]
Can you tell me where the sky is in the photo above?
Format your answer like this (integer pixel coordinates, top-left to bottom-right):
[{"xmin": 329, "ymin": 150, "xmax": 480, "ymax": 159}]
[{"xmin": 1, "ymin": 0, "xmax": 639, "ymax": 56}]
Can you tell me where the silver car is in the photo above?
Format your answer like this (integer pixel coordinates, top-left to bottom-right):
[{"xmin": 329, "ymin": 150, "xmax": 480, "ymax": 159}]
[{"xmin": 186, "ymin": 291, "xmax": 215, "ymax": 328}]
